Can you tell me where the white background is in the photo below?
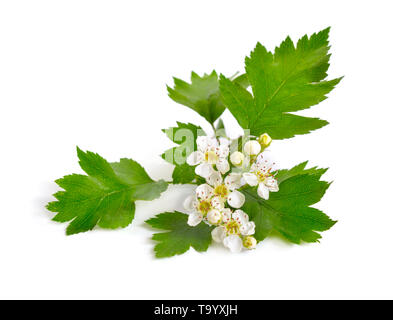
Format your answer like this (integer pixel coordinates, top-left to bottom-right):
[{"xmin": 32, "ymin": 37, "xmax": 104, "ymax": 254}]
[{"xmin": 1, "ymin": 0, "xmax": 392, "ymax": 300}]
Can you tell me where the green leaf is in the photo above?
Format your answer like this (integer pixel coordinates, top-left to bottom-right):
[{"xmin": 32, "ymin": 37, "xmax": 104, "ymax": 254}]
[
  {"xmin": 274, "ymin": 161, "xmax": 328, "ymax": 183},
  {"xmin": 172, "ymin": 163, "xmax": 196, "ymax": 184},
  {"xmin": 162, "ymin": 122, "xmax": 205, "ymax": 184},
  {"xmin": 167, "ymin": 71, "xmax": 225, "ymax": 125},
  {"xmin": 241, "ymin": 163, "xmax": 336, "ymax": 243},
  {"xmin": 232, "ymin": 73, "xmax": 249, "ymax": 88},
  {"xmin": 110, "ymin": 158, "xmax": 168, "ymax": 201},
  {"xmin": 220, "ymin": 28, "xmax": 342, "ymax": 139},
  {"xmin": 146, "ymin": 212, "xmax": 213, "ymax": 258},
  {"xmin": 47, "ymin": 147, "xmax": 168, "ymax": 235}
]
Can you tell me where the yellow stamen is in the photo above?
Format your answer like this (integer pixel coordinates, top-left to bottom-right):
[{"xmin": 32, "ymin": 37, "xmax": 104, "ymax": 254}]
[
  {"xmin": 204, "ymin": 151, "xmax": 219, "ymax": 164},
  {"xmin": 225, "ymin": 220, "xmax": 240, "ymax": 235},
  {"xmin": 214, "ymin": 184, "xmax": 229, "ymax": 198},
  {"xmin": 198, "ymin": 201, "xmax": 211, "ymax": 215},
  {"xmin": 256, "ymin": 171, "xmax": 266, "ymax": 182}
]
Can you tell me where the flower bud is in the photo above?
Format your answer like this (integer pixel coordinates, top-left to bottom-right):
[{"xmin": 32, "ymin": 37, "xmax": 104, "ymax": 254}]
[
  {"xmin": 243, "ymin": 236, "xmax": 257, "ymax": 249},
  {"xmin": 207, "ymin": 209, "xmax": 222, "ymax": 225},
  {"xmin": 230, "ymin": 151, "xmax": 245, "ymax": 166},
  {"xmin": 257, "ymin": 133, "xmax": 272, "ymax": 149},
  {"xmin": 227, "ymin": 190, "xmax": 245, "ymax": 209},
  {"xmin": 244, "ymin": 140, "xmax": 261, "ymax": 156}
]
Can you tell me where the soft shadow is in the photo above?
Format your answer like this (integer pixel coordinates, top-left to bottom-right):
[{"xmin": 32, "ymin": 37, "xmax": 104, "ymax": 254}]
[
  {"xmin": 33, "ymin": 181, "xmax": 60, "ymax": 220},
  {"xmin": 266, "ymin": 230, "xmax": 316, "ymax": 248}
]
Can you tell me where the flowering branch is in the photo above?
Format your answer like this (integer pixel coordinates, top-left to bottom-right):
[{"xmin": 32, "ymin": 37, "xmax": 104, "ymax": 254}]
[{"xmin": 47, "ymin": 28, "xmax": 341, "ymax": 258}]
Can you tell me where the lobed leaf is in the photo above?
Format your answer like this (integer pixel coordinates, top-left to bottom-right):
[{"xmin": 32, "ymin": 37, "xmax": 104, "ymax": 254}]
[
  {"xmin": 146, "ymin": 212, "xmax": 213, "ymax": 258},
  {"xmin": 242, "ymin": 162, "xmax": 336, "ymax": 243},
  {"xmin": 220, "ymin": 28, "xmax": 342, "ymax": 139},
  {"xmin": 47, "ymin": 147, "xmax": 168, "ymax": 235},
  {"xmin": 167, "ymin": 71, "xmax": 225, "ymax": 125}
]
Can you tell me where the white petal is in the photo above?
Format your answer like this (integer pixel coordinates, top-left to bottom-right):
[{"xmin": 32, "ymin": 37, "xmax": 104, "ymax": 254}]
[
  {"xmin": 195, "ymin": 163, "xmax": 214, "ymax": 178},
  {"xmin": 196, "ymin": 136, "xmax": 209, "ymax": 152},
  {"xmin": 211, "ymin": 196, "xmax": 224, "ymax": 210},
  {"xmin": 227, "ymin": 191, "xmax": 245, "ymax": 209},
  {"xmin": 265, "ymin": 177, "xmax": 279, "ymax": 192},
  {"xmin": 221, "ymin": 208, "xmax": 232, "ymax": 223},
  {"xmin": 216, "ymin": 158, "xmax": 230, "ymax": 175},
  {"xmin": 243, "ymin": 172, "xmax": 259, "ymax": 186},
  {"xmin": 212, "ymin": 226, "xmax": 227, "ymax": 243},
  {"xmin": 232, "ymin": 209, "xmax": 249, "ymax": 225},
  {"xmin": 206, "ymin": 170, "xmax": 223, "ymax": 187},
  {"xmin": 183, "ymin": 195, "xmax": 197, "ymax": 212},
  {"xmin": 225, "ymin": 172, "xmax": 243, "ymax": 190},
  {"xmin": 218, "ymin": 137, "xmax": 230, "ymax": 147},
  {"xmin": 223, "ymin": 235, "xmax": 243, "ymax": 253},
  {"xmin": 255, "ymin": 152, "xmax": 265, "ymax": 165},
  {"xmin": 240, "ymin": 221, "xmax": 256, "ymax": 236},
  {"xmin": 207, "ymin": 209, "xmax": 221, "ymax": 225},
  {"xmin": 217, "ymin": 145, "xmax": 229, "ymax": 158},
  {"xmin": 186, "ymin": 151, "xmax": 203, "ymax": 166},
  {"xmin": 256, "ymin": 152, "xmax": 278, "ymax": 171},
  {"xmin": 208, "ymin": 137, "xmax": 219, "ymax": 148},
  {"xmin": 196, "ymin": 184, "xmax": 214, "ymax": 200},
  {"xmin": 257, "ymin": 182, "xmax": 270, "ymax": 200},
  {"xmin": 250, "ymin": 162, "xmax": 258, "ymax": 172},
  {"xmin": 197, "ymin": 136, "xmax": 219, "ymax": 152},
  {"xmin": 188, "ymin": 213, "xmax": 203, "ymax": 227}
]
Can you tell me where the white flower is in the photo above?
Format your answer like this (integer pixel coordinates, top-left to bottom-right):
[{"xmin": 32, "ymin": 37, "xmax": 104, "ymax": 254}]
[
  {"xmin": 244, "ymin": 140, "xmax": 261, "ymax": 156},
  {"xmin": 232, "ymin": 210, "xmax": 255, "ymax": 236},
  {"xmin": 186, "ymin": 136, "xmax": 230, "ymax": 178},
  {"xmin": 206, "ymin": 171, "xmax": 245, "ymax": 209},
  {"xmin": 243, "ymin": 154, "xmax": 279, "ymax": 200},
  {"xmin": 211, "ymin": 209, "xmax": 256, "ymax": 253},
  {"xmin": 183, "ymin": 178, "xmax": 230, "ymax": 227},
  {"xmin": 230, "ymin": 151, "xmax": 245, "ymax": 167}
]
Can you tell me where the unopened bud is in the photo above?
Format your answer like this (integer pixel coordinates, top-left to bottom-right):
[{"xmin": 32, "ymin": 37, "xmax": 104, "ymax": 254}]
[
  {"xmin": 257, "ymin": 133, "xmax": 272, "ymax": 149},
  {"xmin": 243, "ymin": 236, "xmax": 257, "ymax": 249},
  {"xmin": 230, "ymin": 151, "xmax": 245, "ymax": 167},
  {"xmin": 244, "ymin": 140, "xmax": 261, "ymax": 156}
]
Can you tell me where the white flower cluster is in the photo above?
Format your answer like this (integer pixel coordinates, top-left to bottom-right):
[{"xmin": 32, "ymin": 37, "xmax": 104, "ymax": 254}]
[{"xmin": 183, "ymin": 133, "xmax": 279, "ymax": 253}]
